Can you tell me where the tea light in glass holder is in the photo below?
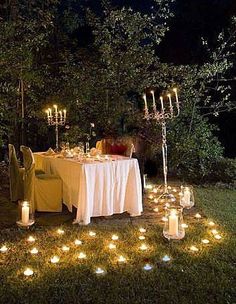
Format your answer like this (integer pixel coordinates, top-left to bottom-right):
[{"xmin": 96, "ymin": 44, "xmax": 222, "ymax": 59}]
[
  {"xmin": 138, "ymin": 235, "xmax": 145, "ymax": 240},
  {"xmin": 78, "ymin": 252, "xmax": 86, "ymax": 259},
  {"xmin": 50, "ymin": 256, "xmax": 60, "ymax": 263},
  {"xmin": 139, "ymin": 228, "xmax": 146, "ymax": 233},
  {"xmin": 89, "ymin": 231, "xmax": 96, "ymax": 237},
  {"xmin": 27, "ymin": 236, "xmax": 36, "ymax": 243},
  {"xmin": 16, "ymin": 200, "xmax": 35, "ymax": 228},
  {"xmin": 24, "ymin": 268, "xmax": 34, "ymax": 276},
  {"xmin": 62, "ymin": 245, "xmax": 70, "ymax": 252},
  {"xmin": 95, "ymin": 267, "xmax": 105, "ymax": 275},
  {"xmin": 202, "ymin": 239, "xmax": 210, "ymax": 244},
  {"xmin": 143, "ymin": 263, "xmax": 153, "ymax": 271},
  {"xmin": 162, "ymin": 255, "xmax": 171, "ymax": 262},
  {"xmin": 57, "ymin": 228, "xmax": 65, "ymax": 235},
  {"xmin": 74, "ymin": 239, "xmax": 82, "ymax": 246},
  {"xmin": 108, "ymin": 243, "xmax": 116, "ymax": 250},
  {"xmin": 180, "ymin": 186, "xmax": 194, "ymax": 209},
  {"xmin": 0, "ymin": 245, "xmax": 8, "ymax": 253},
  {"xmin": 30, "ymin": 247, "xmax": 38, "ymax": 255},
  {"xmin": 190, "ymin": 246, "xmax": 199, "ymax": 252},
  {"xmin": 117, "ymin": 255, "xmax": 126, "ymax": 263},
  {"xmin": 111, "ymin": 234, "xmax": 119, "ymax": 241},
  {"xmin": 139, "ymin": 243, "xmax": 148, "ymax": 251},
  {"xmin": 163, "ymin": 207, "xmax": 185, "ymax": 240}
]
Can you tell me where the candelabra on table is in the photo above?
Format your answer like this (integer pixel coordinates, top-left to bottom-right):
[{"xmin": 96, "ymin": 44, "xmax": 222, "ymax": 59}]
[
  {"xmin": 46, "ymin": 105, "xmax": 67, "ymax": 151},
  {"xmin": 143, "ymin": 88, "xmax": 180, "ymax": 205}
]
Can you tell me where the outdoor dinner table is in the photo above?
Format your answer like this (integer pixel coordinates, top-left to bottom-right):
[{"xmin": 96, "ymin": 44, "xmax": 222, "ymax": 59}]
[{"xmin": 34, "ymin": 153, "xmax": 143, "ymax": 225}]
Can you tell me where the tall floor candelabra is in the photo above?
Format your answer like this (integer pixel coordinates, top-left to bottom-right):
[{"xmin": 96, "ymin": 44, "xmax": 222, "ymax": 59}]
[
  {"xmin": 46, "ymin": 105, "xmax": 67, "ymax": 151},
  {"xmin": 143, "ymin": 88, "xmax": 180, "ymax": 204}
]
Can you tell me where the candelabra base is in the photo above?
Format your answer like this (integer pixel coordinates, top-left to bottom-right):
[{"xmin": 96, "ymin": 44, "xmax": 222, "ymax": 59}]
[{"xmin": 156, "ymin": 192, "xmax": 176, "ymax": 206}]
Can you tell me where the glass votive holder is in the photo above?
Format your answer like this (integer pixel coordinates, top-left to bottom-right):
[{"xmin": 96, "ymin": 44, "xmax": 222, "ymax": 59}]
[
  {"xmin": 16, "ymin": 200, "xmax": 35, "ymax": 228},
  {"xmin": 180, "ymin": 185, "xmax": 195, "ymax": 209},
  {"xmin": 163, "ymin": 206, "xmax": 185, "ymax": 240}
]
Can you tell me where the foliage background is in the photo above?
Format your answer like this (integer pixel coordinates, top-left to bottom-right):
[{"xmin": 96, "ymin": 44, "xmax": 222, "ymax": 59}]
[{"xmin": 0, "ymin": 0, "xmax": 235, "ymax": 182}]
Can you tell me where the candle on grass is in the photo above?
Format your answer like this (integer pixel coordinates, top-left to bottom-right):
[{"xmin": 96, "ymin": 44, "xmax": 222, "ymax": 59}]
[
  {"xmin": 117, "ymin": 255, "xmax": 126, "ymax": 263},
  {"xmin": 162, "ymin": 255, "xmax": 171, "ymax": 262},
  {"xmin": 202, "ymin": 239, "xmax": 210, "ymax": 244},
  {"xmin": 24, "ymin": 268, "xmax": 34, "ymax": 276},
  {"xmin": 78, "ymin": 252, "xmax": 86, "ymax": 259},
  {"xmin": 108, "ymin": 243, "xmax": 116, "ymax": 250},
  {"xmin": 111, "ymin": 234, "xmax": 119, "ymax": 241},
  {"xmin": 139, "ymin": 243, "xmax": 148, "ymax": 251},
  {"xmin": 211, "ymin": 229, "xmax": 218, "ymax": 235},
  {"xmin": 27, "ymin": 236, "xmax": 35, "ymax": 243},
  {"xmin": 195, "ymin": 213, "xmax": 201, "ymax": 219},
  {"xmin": 208, "ymin": 221, "xmax": 215, "ymax": 226},
  {"xmin": 95, "ymin": 267, "xmax": 105, "ymax": 275},
  {"xmin": 74, "ymin": 239, "xmax": 82, "ymax": 246},
  {"xmin": 57, "ymin": 229, "xmax": 65, "ymax": 235},
  {"xmin": 0, "ymin": 245, "xmax": 8, "ymax": 253},
  {"xmin": 143, "ymin": 263, "xmax": 153, "ymax": 271},
  {"xmin": 139, "ymin": 228, "xmax": 146, "ymax": 233},
  {"xmin": 30, "ymin": 248, "xmax": 38, "ymax": 254},
  {"xmin": 89, "ymin": 231, "xmax": 96, "ymax": 237},
  {"xmin": 181, "ymin": 223, "xmax": 188, "ymax": 229},
  {"xmin": 138, "ymin": 235, "xmax": 145, "ymax": 240},
  {"xmin": 190, "ymin": 246, "xmax": 199, "ymax": 252},
  {"xmin": 62, "ymin": 245, "xmax": 70, "ymax": 252},
  {"xmin": 50, "ymin": 256, "xmax": 60, "ymax": 264},
  {"xmin": 162, "ymin": 216, "xmax": 168, "ymax": 222},
  {"xmin": 153, "ymin": 207, "xmax": 159, "ymax": 213},
  {"xmin": 214, "ymin": 234, "xmax": 222, "ymax": 240}
]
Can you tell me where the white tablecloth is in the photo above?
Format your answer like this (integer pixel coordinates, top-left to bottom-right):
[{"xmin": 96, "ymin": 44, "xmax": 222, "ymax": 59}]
[{"xmin": 34, "ymin": 154, "xmax": 143, "ymax": 225}]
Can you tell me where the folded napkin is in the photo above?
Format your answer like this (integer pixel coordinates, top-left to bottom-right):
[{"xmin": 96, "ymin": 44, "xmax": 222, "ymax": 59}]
[{"xmin": 44, "ymin": 147, "xmax": 55, "ymax": 156}]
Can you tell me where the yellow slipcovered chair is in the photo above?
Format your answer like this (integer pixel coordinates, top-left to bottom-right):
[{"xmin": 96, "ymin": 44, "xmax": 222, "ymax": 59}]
[
  {"xmin": 8, "ymin": 144, "xmax": 24, "ymax": 201},
  {"xmin": 20, "ymin": 146, "xmax": 62, "ymax": 212}
]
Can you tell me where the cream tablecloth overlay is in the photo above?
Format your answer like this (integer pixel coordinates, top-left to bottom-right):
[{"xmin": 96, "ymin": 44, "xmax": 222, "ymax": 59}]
[{"xmin": 34, "ymin": 153, "xmax": 143, "ymax": 225}]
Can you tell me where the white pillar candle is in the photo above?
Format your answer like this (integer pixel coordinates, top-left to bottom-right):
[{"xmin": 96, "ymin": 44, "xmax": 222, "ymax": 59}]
[
  {"xmin": 22, "ymin": 202, "xmax": 29, "ymax": 225},
  {"xmin": 63, "ymin": 109, "xmax": 66, "ymax": 120},
  {"xmin": 143, "ymin": 94, "xmax": 148, "ymax": 110},
  {"xmin": 173, "ymin": 88, "xmax": 179, "ymax": 109},
  {"xmin": 150, "ymin": 90, "xmax": 156, "ymax": 111},
  {"xmin": 169, "ymin": 209, "xmax": 178, "ymax": 235},
  {"xmin": 59, "ymin": 111, "xmax": 62, "ymax": 122},
  {"xmin": 53, "ymin": 104, "xmax": 58, "ymax": 114},
  {"xmin": 48, "ymin": 108, "xmax": 52, "ymax": 118},
  {"xmin": 167, "ymin": 94, "xmax": 172, "ymax": 110},
  {"xmin": 143, "ymin": 174, "xmax": 147, "ymax": 188},
  {"xmin": 183, "ymin": 187, "xmax": 191, "ymax": 207},
  {"xmin": 160, "ymin": 96, "xmax": 164, "ymax": 112}
]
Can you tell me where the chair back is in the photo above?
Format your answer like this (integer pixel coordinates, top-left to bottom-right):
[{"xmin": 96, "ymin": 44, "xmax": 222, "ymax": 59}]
[
  {"xmin": 20, "ymin": 146, "xmax": 35, "ymax": 210},
  {"xmin": 8, "ymin": 144, "xmax": 24, "ymax": 201}
]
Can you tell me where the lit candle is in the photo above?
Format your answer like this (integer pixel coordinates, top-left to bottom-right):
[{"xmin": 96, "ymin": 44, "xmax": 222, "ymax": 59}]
[
  {"xmin": 0, "ymin": 245, "xmax": 8, "ymax": 253},
  {"xmin": 181, "ymin": 223, "xmax": 188, "ymax": 229},
  {"xmin": 153, "ymin": 188, "xmax": 158, "ymax": 194},
  {"xmin": 117, "ymin": 255, "xmax": 126, "ymax": 263},
  {"xmin": 162, "ymin": 255, "xmax": 171, "ymax": 262},
  {"xmin": 154, "ymin": 198, "xmax": 158, "ymax": 203},
  {"xmin": 63, "ymin": 109, "xmax": 66, "ymax": 120},
  {"xmin": 190, "ymin": 246, "xmax": 199, "ymax": 252},
  {"xmin": 111, "ymin": 234, "xmax": 119, "ymax": 241},
  {"xmin": 24, "ymin": 268, "xmax": 34, "ymax": 276},
  {"xmin": 169, "ymin": 209, "xmax": 178, "ymax": 236},
  {"xmin": 195, "ymin": 213, "xmax": 201, "ymax": 219},
  {"xmin": 214, "ymin": 234, "xmax": 222, "ymax": 240},
  {"xmin": 153, "ymin": 207, "xmax": 159, "ymax": 213},
  {"xmin": 173, "ymin": 88, "xmax": 179, "ymax": 108},
  {"xmin": 95, "ymin": 267, "xmax": 105, "ymax": 275},
  {"xmin": 143, "ymin": 263, "xmax": 153, "ymax": 271},
  {"xmin": 30, "ymin": 248, "xmax": 38, "ymax": 254},
  {"xmin": 22, "ymin": 201, "xmax": 29, "ymax": 225},
  {"xmin": 89, "ymin": 231, "xmax": 96, "ymax": 237},
  {"xmin": 143, "ymin": 94, "xmax": 148, "ymax": 110},
  {"xmin": 59, "ymin": 110, "xmax": 62, "ymax": 122},
  {"xmin": 208, "ymin": 221, "xmax": 215, "ymax": 226},
  {"xmin": 139, "ymin": 228, "xmax": 146, "ymax": 233},
  {"xmin": 78, "ymin": 252, "xmax": 86, "ymax": 259},
  {"xmin": 150, "ymin": 90, "xmax": 156, "ymax": 112},
  {"xmin": 162, "ymin": 216, "xmax": 168, "ymax": 222},
  {"xmin": 160, "ymin": 96, "xmax": 164, "ymax": 112},
  {"xmin": 202, "ymin": 239, "xmax": 210, "ymax": 244},
  {"xmin": 167, "ymin": 93, "xmax": 172, "ymax": 111},
  {"xmin": 57, "ymin": 229, "xmax": 65, "ymax": 235},
  {"xmin": 148, "ymin": 194, "xmax": 153, "ymax": 200},
  {"xmin": 27, "ymin": 236, "xmax": 35, "ymax": 243},
  {"xmin": 50, "ymin": 256, "xmax": 60, "ymax": 263},
  {"xmin": 53, "ymin": 104, "xmax": 58, "ymax": 115},
  {"xmin": 211, "ymin": 229, "xmax": 218, "ymax": 235},
  {"xmin": 139, "ymin": 243, "xmax": 148, "ymax": 251},
  {"xmin": 62, "ymin": 245, "xmax": 70, "ymax": 252},
  {"xmin": 138, "ymin": 235, "xmax": 145, "ymax": 240},
  {"xmin": 74, "ymin": 239, "xmax": 82, "ymax": 246},
  {"xmin": 108, "ymin": 243, "xmax": 116, "ymax": 250}
]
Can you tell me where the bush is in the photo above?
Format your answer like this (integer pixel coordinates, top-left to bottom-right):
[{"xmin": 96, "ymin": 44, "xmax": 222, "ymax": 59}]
[{"xmin": 208, "ymin": 158, "xmax": 236, "ymax": 184}]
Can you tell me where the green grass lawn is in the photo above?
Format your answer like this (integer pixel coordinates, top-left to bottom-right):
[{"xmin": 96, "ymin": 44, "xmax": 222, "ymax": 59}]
[{"xmin": 0, "ymin": 187, "xmax": 235, "ymax": 304}]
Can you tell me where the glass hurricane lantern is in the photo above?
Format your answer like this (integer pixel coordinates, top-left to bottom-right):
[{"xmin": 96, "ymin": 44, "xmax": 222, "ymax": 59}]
[
  {"xmin": 16, "ymin": 200, "xmax": 35, "ymax": 229},
  {"xmin": 180, "ymin": 185, "xmax": 195, "ymax": 209},
  {"xmin": 163, "ymin": 206, "xmax": 185, "ymax": 240}
]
